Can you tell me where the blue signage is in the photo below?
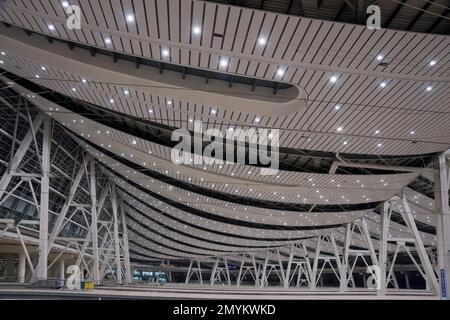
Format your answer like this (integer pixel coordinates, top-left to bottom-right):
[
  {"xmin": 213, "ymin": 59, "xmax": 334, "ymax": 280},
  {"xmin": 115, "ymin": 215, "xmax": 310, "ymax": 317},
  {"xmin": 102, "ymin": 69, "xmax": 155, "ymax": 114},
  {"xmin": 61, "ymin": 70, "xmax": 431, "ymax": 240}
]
[{"xmin": 441, "ymin": 269, "xmax": 447, "ymax": 298}]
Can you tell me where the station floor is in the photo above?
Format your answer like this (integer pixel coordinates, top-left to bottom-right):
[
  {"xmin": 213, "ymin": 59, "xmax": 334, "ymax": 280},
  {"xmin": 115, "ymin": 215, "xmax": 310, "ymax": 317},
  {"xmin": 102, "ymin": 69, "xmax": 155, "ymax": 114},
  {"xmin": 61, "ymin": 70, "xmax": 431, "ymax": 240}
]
[{"xmin": 0, "ymin": 283, "xmax": 438, "ymax": 300}]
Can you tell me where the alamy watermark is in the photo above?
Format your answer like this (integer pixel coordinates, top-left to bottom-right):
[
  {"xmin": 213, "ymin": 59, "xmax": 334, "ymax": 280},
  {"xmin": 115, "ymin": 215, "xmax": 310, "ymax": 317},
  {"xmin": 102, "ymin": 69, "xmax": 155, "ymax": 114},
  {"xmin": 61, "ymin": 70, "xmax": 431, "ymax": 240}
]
[
  {"xmin": 62, "ymin": 3, "xmax": 380, "ymax": 34},
  {"xmin": 66, "ymin": 265, "xmax": 82, "ymax": 290},
  {"xmin": 366, "ymin": 265, "xmax": 381, "ymax": 289},
  {"xmin": 367, "ymin": 5, "xmax": 381, "ymax": 29},
  {"xmin": 170, "ymin": 121, "xmax": 279, "ymax": 175},
  {"xmin": 66, "ymin": 4, "xmax": 81, "ymax": 30}
]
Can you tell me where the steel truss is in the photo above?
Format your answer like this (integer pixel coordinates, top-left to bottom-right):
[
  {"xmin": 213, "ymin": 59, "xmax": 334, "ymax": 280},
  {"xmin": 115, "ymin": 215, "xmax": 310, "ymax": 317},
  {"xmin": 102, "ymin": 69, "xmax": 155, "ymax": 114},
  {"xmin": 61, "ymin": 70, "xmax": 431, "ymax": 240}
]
[
  {"xmin": 181, "ymin": 195, "xmax": 446, "ymax": 296},
  {"xmin": 377, "ymin": 195, "xmax": 440, "ymax": 295},
  {"xmin": 0, "ymin": 106, "xmax": 131, "ymax": 285},
  {"xmin": 1, "ymin": 98, "xmax": 448, "ymax": 297}
]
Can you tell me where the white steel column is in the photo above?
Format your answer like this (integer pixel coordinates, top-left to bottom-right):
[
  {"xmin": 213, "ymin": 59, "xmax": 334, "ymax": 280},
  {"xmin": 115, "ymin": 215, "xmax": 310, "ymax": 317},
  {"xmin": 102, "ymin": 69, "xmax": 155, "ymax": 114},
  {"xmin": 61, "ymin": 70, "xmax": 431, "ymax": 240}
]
[
  {"xmin": 311, "ymin": 236, "xmax": 322, "ymax": 290},
  {"xmin": 89, "ymin": 158, "xmax": 100, "ymax": 284},
  {"xmin": 378, "ymin": 201, "xmax": 389, "ymax": 296},
  {"xmin": 236, "ymin": 255, "xmax": 245, "ymax": 286},
  {"xmin": 210, "ymin": 258, "xmax": 219, "ymax": 285},
  {"xmin": 36, "ymin": 117, "xmax": 51, "ymax": 281},
  {"xmin": 360, "ymin": 217, "xmax": 378, "ymax": 265},
  {"xmin": 283, "ymin": 245, "xmax": 295, "ymax": 289},
  {"xmin": 435, "ymin": 151, "xmax": 450, "ymax": 299},
  {"xmin": 399, "ymin": 195, "xmax": 440, "ymax": 295},
  {"xmin": 111, "ymin": 186, "xmax": 122, "ymax": 284},
  {"xmin": 260, "ymin": 254, "xmax": 269, "ymax": 288},
  {"xmin": 197, "ymin": 261, "xmax": 203, "ymax": 285},
  {"xmin": 120, "ymin": 203, "xmax": 132, "ymax": 284},
  {"xmin": 341, "ymin": 224, "xmax": 352, "ymax": 291},
  {"xmin": 302, "ymin": 242, "xmax": 313, "ymax": 287},
  {"xmin": 18, "ymin": 252, "xmax": 26, "ymax": 283},
  {"xmin": 329, "ymin": 233, "xmax": 345, "ymax": 292},
  {"xmin": 185, "ymin": 260, "xmax": 193, "ymax": 284},
  {"xmin": 59, "ymin": 259, "xmax": 65, "ymax": 280}
]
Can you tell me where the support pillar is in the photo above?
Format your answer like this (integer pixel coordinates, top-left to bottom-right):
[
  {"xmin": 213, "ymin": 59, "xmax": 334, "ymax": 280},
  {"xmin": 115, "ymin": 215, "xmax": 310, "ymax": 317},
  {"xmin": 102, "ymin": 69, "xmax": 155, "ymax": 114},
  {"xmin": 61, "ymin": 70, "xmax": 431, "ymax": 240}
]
[
  {"xmin": 120, "ymin": 203, "xmax": 132, "ymax": 284},
  {"xmin": 111, "ymin": 186, "xmax": 122, "ymax": 284},
  {"xmin": 340, "ymin": 224, "xmax": 352, "ymax": 292},
  {"xmin": 36, "ymin": 117, "xmax": 51, "ymax": 281},
  {"xmin": 284, "ymin": 245, "xmax": 295, "ymax": 289},
  {"xmin": 378, "ymin": 201, "xmax": 389, "ymax": 295},
  {"xmin": 399, "ymin": 195, "xmax": 439, "ymax": 295},
  {"xmin": 311, "ymin": 236, "xmax": 322, "ymax": 290},
  {"xmin": 18, "ymin": 252, "xmax": 26, "ymax": 283},
  {"xmin": 435, "ymin": 151, "xmax": 450, "ymax": 299},
  {"xmin": 89, "ymin": 158, "xmax": 100, "ymax": 284},
  {"xmin": 59, "ymin": 259, "xmax": 65, "ymax": 280}
]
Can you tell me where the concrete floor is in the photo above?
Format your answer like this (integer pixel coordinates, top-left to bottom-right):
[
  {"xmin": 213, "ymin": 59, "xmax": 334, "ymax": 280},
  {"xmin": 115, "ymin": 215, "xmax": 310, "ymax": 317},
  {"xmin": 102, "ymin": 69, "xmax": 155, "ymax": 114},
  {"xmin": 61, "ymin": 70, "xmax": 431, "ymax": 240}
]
[{"xmin": 0, "ymin": 283, "xmax": 438, "ymax": 300}]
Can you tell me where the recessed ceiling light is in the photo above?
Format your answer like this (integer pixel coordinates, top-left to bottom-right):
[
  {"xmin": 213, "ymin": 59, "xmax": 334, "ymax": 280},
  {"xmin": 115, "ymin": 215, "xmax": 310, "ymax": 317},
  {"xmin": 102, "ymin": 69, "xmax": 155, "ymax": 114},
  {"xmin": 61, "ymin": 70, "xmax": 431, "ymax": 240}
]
[
  {"xmin": 188, "ymin": 118, "xmax": 193, "ymax": 123},
  {"xmin": 343, "ymin": 141, "xmax": 348, "ymax": 145},
  {"xmin": 48, "ymin": 24, "xmax": 55, "ymax": 31},
  {"xmin": 0, "ymin": 51, "xmax": 5, "ymax": 55},
  {"xmin": 426, "ymin": 86, "xmax": 432, "ymax": 91},
  {"xmin": 219, "ymin": 58, "xmax": 228, "ymax": 67},
  {"xmin": 429, "ymin": 60, "xmax": 436, "ymax": 66},
  {"xmin": 377, "ymin": 143, "xmax": 382, "ymax": 147},
  {"xmin": 410, "ymin": 130, "xmax": 415, "ymax": 135},
  {"xmin": 375, "ymin": 129, "xmax": 380, "ymax": 134},
  {"xmin": 104, "ymin": 38, "xmax": 111, "ymax": 44},
  {"xmin": 330, "ymin": 76, "xmax": 338, "ymax": 83},
  {"xmin": 71, "ymin": 87, "xmax": 76, "ymax": 91},
  {"xmin": 62, "ymin": 1, "xmax": 69, "ymax": 7},
  {"xmin": 336, "ymin": 126, "xmax": 343, "ymax": 132},
  {"xmin": 124, "ymin": 89, "xmax": 129, "ymax": 95},
  {"xmin": 148, "ymin": 109, "xmax": 153, "ymax": 113},
  {"xmin": 193, "ymin": 26, "xmax": 201, "ymax": 34},
  {"xmin": 162, "ymin": 49, "xmax": 169, "ymax": 57},
  {"xmin": 380, "ymin": 82, "xmax": 387, "ymax": 88},
  {"xmin": 40, "ymin": 66, "xmax": 46, "ymax": 71},
  {"xmin": 126, "ymin": 14, "xmax": 134, "ymax": 22},
  {"xmin": 254, "ymin": 117, "xmax": 261, "ymax": 123},
  {"xmin": 81, "ymin": 78, "xmax": 87, "ymax": 83},
  {"xmin": 109, "ymin": 98, "xmax": 114, "ymax": 103},
  {"xmin": 35, "ymin": 75, "xmax": 40, "ymax": 78},
  {"xmin": 211, "ymin": 109, "xmax": 216, "ymax": 114},
  {"xmin": 376, "ymin": 55, "xmax": 383, "ymax": 61},
  {"xmin": 334, "ymin": 105, "xmax": 340, "ymax": 110},
  {"xmin": 258, "ymin": 37, "xmax": 266, "ymax": 45},
  {"xmin": 0, "ymin": 60, "xmax": 3, "ymax": 64}
]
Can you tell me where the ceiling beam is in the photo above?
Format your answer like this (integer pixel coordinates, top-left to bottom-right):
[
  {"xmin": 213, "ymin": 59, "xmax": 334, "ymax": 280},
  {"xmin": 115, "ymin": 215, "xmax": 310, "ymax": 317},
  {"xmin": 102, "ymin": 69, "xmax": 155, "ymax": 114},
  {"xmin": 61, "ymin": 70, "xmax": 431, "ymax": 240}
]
[
  {"xmin": 427, "ymin": 8, "xmax": 450, "ymax": 33},
  {"xmin": 344, "ymin": 0, "xmax": 356, "ymax": 12},
  {"xmin": 384, "ymin": 0, "xmax": 407, "ymax": 28},
  {"xmin": 406, "ymin": 0, "xmax": 432, "ymax": 31},
  {"xmin": 334, "ymin": 2, "xmax": 347, "ymax": 21},
  {"xmin": 286, "ymin": 0, "xmax": 295, "ymax": 14}
]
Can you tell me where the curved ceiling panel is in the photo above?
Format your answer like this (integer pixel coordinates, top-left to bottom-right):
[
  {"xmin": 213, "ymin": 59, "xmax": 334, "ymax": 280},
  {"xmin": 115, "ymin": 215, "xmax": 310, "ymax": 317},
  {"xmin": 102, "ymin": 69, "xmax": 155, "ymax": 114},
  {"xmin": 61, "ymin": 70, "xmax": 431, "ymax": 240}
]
[
  {"xmin": 4, "ymin": 80, "xmax": 421, "ymax": 208},
  {"xmin": 0, "ymin": 20, "xmax": 449, "ymax": 156},
  {"xmin": 0, "ymin": 27, "xmax": 305, "ymax": 117}
]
